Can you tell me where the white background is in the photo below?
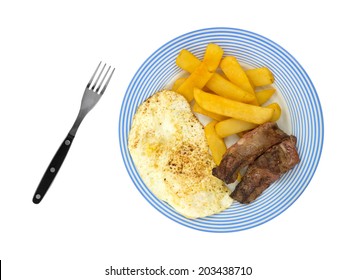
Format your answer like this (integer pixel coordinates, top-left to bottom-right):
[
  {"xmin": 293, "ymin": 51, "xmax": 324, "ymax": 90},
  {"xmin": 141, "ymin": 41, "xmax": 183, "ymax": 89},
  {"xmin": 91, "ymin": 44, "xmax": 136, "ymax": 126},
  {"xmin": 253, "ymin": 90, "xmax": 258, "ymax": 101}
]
[{"xmin": 1, "ymin": 0, "xmax": 355, "ymax": 279}]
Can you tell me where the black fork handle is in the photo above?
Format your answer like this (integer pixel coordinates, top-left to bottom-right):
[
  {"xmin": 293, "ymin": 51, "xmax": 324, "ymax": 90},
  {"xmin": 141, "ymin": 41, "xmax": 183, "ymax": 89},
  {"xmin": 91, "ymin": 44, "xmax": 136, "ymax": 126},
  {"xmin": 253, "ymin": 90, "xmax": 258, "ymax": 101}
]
[{"xmin": 32, "ymin": 133, "xmax": 75, "ymax": 204}]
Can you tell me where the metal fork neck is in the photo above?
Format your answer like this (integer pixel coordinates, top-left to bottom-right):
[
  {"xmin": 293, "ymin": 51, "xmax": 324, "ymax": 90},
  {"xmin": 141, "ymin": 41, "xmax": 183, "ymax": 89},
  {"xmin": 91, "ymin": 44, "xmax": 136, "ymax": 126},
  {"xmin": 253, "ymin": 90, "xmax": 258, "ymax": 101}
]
[
  {"xmin": 69, "ymin": 90, "xmax": 101, "ymax": 136},
  {"xmin": 69, "ymin": 111, "xmax": 86, "ymax": 136}
]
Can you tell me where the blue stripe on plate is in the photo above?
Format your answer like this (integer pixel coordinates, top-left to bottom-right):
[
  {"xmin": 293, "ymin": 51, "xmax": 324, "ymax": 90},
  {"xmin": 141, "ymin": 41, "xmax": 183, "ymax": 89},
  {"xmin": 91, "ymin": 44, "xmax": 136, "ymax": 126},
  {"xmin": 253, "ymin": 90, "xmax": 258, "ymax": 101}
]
[{"xmin": 119, "ymin": 27, "xmax": 324, "ymax": 233}]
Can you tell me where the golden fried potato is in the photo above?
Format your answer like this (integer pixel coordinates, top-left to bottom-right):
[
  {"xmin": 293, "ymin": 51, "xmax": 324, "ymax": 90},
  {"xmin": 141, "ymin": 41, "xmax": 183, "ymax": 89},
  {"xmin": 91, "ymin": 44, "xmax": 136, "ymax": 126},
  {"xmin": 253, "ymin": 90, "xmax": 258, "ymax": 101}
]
[
  {"xmin": 176, "ymin": 49, "xmax": 200, "ymax": 73},
  {"xmin": 176, "ymin": 62, "xmax": 214, "ymax": 101},
  {"xmin": 204, "ymin": 120, "xmax": 227, "ymax": 165},
  {"xmin": 176, "ymin": 44, "xmax": 223, "ymax": 102},
  {"xmin": 193, "ymin": 102, "xmax": 227, "ymax": 121},
  {"xmin": 220, "ymin": 56, "xmax": 254, "ymax": 94},
  {"xmin": 194, "ymin": 88, "xmax": 274, "ymax": 124},
  {"xmin": 175, "ymin": 44, "xmax": 223, "ymax": 73},
  {"xmin": 215, "ymin": 118, "xmax": 258, "ymax": 138},
  {"xmin": 203, "ymin": 43, "xmax": 224, "ymax": 72},
  {"xmin": 246, "ymin": 67, "xmax": 274, "ymax": 87},
  {"xmin": 176, "ymin": 50, "xmax": 274, "ymax": 88},
  {"xmin": 255, "ymin": 88, "xmax": 276, "ymax": 105},
  {"xmin": 171, "ymin": 77, "xmax": 187, "ymax": 91},
  {"xmin": 205, "ymin": 73, "xmax": 256, "ymax": 103},
  {"xmin": 265, "ymin": 102, "xmax": 282, "ymax": 122}
]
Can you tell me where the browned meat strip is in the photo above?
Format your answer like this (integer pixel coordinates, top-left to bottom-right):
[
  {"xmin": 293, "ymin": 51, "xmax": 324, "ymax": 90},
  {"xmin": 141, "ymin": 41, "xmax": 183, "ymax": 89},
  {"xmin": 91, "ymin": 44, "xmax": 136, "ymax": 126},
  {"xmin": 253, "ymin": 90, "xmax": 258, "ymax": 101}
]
[
  {"xmin": 231, "ymin": 136, "xmax": 300, "ymax": 204},
  {"xmin": 212, "ymin": 122, "xmax": 289, "ymax": 184}
]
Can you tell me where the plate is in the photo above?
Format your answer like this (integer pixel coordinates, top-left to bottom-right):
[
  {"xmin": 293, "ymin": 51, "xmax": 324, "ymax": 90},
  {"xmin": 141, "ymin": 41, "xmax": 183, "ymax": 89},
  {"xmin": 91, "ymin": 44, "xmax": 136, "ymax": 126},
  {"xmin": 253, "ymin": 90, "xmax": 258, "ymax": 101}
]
[{"xmin": 119, "ymin": 27, "xmax": 324, "ymax": 232}]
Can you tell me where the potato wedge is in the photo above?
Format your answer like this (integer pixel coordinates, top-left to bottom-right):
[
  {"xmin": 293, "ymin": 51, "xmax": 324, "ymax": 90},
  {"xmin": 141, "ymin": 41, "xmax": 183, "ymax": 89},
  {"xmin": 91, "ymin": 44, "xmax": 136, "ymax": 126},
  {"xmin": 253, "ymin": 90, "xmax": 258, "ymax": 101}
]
[
  {"xmin": 175, "ymin": 49, "xmax": 200, "ymax": 73},
  {"xmin": 220, "ymin": 56, "xmax": 254, "ymax": 94},
  {"xmin": 175, "ymin": 44, "xmax": 223, "ymax": 74},
  {"xmin": 171, "ymin": 77, "xmax": 187, "ymax": 91},
  {"xmin": 176, "ymin": 62, "xmax": 214, "ymax": 101},
  {"xmin": 204, "ymin": 120, "xmax": 227, "ymax": 165},
  {"xmin": 255, "ymin": 88, "xmax": 276, "ymax": 105},
  {"xmin": 246, "ymin": 67, "xmax": 274, "ymax": 87},
  {"xmin": 215, "ymin": 118, "xmax": 258, "ymax": 138},
  {"xmin": 205, "ymin": 73, "xmax": 256, "ymax": 103},
  {"xmin": 175, "ymin": 50, "xmax": 258, "ymax": 103},
  {"xmin": 176, "ymin": 50, "xmax": 275, "ymax": 88},
  {"xmin": 203, "ymin": 43, "xmax": 224, "ymax": 72},
  {"xmin": 194, "ymin": 88, "xmax": 274, "ymax": 124},
  {"xmin": 193, "ymin": 102, "xmax": 227, "ymax": 121},
  {"xmin": 265, "ymin": 102, "xmax": 282, "ymax": 122}
]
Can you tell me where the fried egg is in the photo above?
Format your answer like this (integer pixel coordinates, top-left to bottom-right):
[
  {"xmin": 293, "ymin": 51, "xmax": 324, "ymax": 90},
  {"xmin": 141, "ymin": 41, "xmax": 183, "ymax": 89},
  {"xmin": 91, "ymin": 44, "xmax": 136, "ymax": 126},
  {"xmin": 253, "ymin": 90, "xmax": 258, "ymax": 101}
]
[{"xmin": 128, "ymin": 90, "xmax": 232, "ymax": 218}]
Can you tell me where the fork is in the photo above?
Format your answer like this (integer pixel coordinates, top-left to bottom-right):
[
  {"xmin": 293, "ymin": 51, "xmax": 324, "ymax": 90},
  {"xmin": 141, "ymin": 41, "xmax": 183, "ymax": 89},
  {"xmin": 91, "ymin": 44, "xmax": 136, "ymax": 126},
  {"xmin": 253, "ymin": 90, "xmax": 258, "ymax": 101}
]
[{"xmin": 32, "ymin": 62, "xmax": 115, "ymax": 204}]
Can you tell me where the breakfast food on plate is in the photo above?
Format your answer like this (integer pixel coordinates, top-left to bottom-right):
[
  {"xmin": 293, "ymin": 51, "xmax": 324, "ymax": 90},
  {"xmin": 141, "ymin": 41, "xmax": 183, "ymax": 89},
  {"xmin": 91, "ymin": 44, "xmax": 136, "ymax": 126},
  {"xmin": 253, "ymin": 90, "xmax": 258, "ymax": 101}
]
[
  {"xmin": 245, "ymin": 67, "xmax": 274, "ymax": 87},
  {"xmin": 175, "ymin": 47, "xmax": 275, "ymax": 89},
  {"xmin": 215, "ymin": 118, "xmax": 258, "ymax": 138},
  {"xmin": 220, "ymin": 56, "xmax": 255, "ymax": 94},
  {"xmin": 192, "ymin": 102, "xmax": 227, "ymax": 121},
  {"xmin": 266, "ymin": 103, "xmax": 282, "ymax": 122},
  {"xmin": 171, "ymin": 44, "xmax": 300, "ymax": 204},
  {"xmin": 128, "ymin": 90, "xmax": 233, "ymax": 218},
  {"xmin": 204, "ymin": 120, "xmax": 227, "ymax": 165},
  {"xmin": 212, "ymin": 122, "xmax": 290, "ymax": 184},
  {"xmin": 230, "ymin": 136, "xmax": 300, "ymax": 204},
  {"xmin": 193, "ymin": 88, "xmax": 274, "ymax": 125},
  {"xmin": 176, "ymin": 43, "xmax": 223, "ymax": 101},
  {"xmin": 173, "ymin": 45, "xmax": 281, "ymax": 136},
  {"xmin": 204, "ymin": 73, "xmax": 256, "ymax": 103},
  {"xmin": 129, "ymin": 42, "xmax": 300, "ymax": 217},
  {"xmin": 255, "ymin": 88, "xmax": 276, "ymax": 105}
]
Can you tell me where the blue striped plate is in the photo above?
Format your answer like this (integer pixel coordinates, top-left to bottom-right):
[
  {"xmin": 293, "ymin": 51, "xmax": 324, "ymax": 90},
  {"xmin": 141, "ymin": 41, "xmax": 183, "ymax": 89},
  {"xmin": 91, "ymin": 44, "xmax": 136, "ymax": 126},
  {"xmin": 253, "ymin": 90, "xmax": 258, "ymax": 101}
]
[{"xmin": 119, "ymin": 27, "xmax": 323, "ymax": 232}]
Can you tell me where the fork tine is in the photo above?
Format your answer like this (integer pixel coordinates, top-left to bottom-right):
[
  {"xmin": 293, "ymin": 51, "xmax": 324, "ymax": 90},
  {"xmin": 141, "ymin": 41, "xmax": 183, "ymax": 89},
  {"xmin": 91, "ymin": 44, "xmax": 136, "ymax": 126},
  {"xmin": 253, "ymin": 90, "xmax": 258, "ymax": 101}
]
[
  {"xmin": 87, "ymin": 61, "xmax": 102, "ymax": 89},
  {"xmin": 95, "ymin": 66, "xmax": 111, "ymax": 93},
  {"xmin": 99, "ymin": 67, "xmax": 115, "ymax": 95},
  {"xmin": 91, "ymin": 63, "xmax": 106, "ymax": 90}
]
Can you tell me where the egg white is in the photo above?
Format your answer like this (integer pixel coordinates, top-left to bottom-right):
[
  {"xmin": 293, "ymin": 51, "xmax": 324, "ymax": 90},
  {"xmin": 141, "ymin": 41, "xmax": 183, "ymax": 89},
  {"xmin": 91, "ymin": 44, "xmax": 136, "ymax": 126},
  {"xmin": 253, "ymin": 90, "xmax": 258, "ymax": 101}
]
[{"xmin": 128, "ymin": 90, "xmax": 233, "ymax": 218}]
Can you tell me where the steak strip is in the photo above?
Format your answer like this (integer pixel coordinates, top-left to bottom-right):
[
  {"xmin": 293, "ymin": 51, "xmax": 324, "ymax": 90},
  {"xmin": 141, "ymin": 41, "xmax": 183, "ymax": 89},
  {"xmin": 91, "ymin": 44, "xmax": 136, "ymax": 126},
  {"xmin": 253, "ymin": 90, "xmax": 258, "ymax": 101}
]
[
  {"xmin": 230, "ymin": 136, "xmax": 300, "ymax": 204},
  {"xmin": 212, "ymin": 122, "xmax": 289, "ymax": 184}
]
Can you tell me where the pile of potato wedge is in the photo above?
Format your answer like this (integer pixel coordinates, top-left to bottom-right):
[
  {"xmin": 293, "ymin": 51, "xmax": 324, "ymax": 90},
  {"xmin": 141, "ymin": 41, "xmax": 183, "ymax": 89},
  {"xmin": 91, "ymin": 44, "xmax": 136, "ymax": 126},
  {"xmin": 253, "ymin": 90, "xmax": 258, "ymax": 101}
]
[{"xmin": 171, "ymin": 43, "xmax": 281, "ymax": 166}]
